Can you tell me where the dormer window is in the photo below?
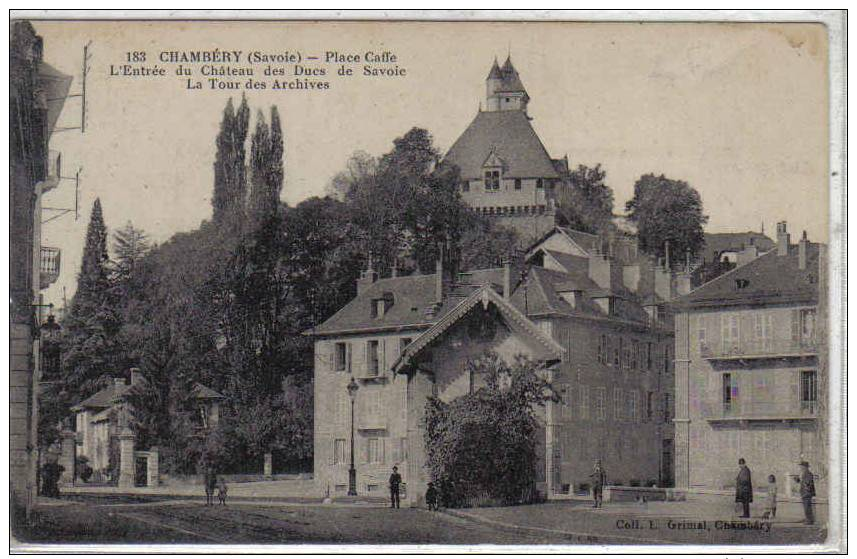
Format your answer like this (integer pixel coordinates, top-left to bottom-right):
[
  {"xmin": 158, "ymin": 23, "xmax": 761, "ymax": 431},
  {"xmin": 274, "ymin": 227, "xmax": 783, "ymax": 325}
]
[
  {"xmin": 484, "ymin": 170, "xmax": 500, "ymax": 191},
  {"xmin": 371, "ymin": 292, "xmax": 394, "ymax": 319}
]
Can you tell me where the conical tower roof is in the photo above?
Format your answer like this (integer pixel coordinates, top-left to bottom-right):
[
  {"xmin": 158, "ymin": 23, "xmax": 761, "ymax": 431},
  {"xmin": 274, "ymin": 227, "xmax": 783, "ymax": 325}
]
[
  {"xmin": 496, "ymin": 56, "xmax": 527, "ymax": 94},
  {"xmin": 487, "ymin": 58, "xmax": 502, "ymax": 79}
]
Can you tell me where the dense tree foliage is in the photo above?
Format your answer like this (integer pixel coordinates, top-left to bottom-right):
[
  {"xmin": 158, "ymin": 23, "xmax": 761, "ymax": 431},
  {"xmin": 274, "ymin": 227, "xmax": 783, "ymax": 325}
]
[
  {"xmin": 556, "ymin": 164, "xmax": 615, "ymax": 234},
  {"xmin": 423, "ymin": 353, "xmax": 557, "ymax": 507},
  {"xmin": 625, "ymin": 173, "xmax": 708, "ymax": 267}
]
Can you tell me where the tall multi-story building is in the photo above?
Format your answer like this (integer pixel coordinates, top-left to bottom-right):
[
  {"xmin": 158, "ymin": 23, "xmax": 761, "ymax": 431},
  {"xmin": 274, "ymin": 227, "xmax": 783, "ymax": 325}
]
[
  {"xmin": 443, "ymin": 57, "xmax": 569, "ymax": 244},
  {"xmin": 671, "ymin": 222, "xmax": 827, "ymax": 499},
  {"xmin": 10, "ymin": 20, "xmax": 71, "ymax": 516},
  {"xmin": 311, "ymin": 225, "xmax": 681, "ymax": 505}
]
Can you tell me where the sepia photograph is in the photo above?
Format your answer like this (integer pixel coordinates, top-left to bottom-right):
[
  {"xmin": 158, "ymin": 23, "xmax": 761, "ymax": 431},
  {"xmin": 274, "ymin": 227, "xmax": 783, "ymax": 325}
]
[{"xmin": 8, "ymin": 10, "xmax": 845, "ymax": 552}]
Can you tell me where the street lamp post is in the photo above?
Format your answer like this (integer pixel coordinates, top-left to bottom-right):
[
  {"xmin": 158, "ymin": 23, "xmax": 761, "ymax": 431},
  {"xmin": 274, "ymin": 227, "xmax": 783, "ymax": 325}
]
[{"xmin": 346, "ymin": 377, "xmax": 359, "ymax": 496}]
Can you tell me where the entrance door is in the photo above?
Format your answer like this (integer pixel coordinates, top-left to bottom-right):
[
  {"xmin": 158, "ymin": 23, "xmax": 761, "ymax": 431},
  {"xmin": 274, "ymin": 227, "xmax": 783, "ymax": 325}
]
[
  {"xmin": 661, "ymin": 439, "xmax": 674, "ymax": 488},
  {"xmin": 135, "ymin": 456, "xmax": 148, "ymax": 486}
]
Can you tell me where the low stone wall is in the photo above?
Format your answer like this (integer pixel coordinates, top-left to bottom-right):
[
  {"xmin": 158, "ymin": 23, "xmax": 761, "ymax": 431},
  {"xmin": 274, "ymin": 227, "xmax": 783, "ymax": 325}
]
[
  {"xmin": 604, "ymin": 486, "xmax": 684, "ymax": 503},
  {"xmin": 160, "ymin": 472, "xmax": 313, "ymax": 486}
]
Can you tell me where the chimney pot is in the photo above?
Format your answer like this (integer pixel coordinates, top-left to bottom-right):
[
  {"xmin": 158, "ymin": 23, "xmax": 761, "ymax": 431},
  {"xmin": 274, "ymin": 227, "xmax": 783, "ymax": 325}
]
[
  {"xmin": 777, "ymin": 221, "xmax": 790, "ymax": 256},
  {"xmin": 798, "ymin": 231, "xmax": 809, "ymax": 270}
]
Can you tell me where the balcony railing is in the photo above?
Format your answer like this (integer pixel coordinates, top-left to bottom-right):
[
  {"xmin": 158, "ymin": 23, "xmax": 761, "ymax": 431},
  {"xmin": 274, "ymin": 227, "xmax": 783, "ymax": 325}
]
[
  {"xmin": 703, "ymin": 399, "xmax": 818, "ymax": 422},
  {"xmin": 357, "ymin": 413, "xmax": 387, "ymax": 431},
  {"xmin": 40, "ymin": 246, "xmax": 61, "ymax": 289},
  {"xmin": 700, "ymin": 337, "xmax": 818, "ymax": 360}
]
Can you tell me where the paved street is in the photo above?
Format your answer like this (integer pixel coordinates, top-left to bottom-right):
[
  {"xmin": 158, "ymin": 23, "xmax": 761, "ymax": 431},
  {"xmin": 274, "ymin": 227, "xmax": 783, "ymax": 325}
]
[{"xmin": 14, "ymin": 495, "xmax": 828, "ymax": 548}]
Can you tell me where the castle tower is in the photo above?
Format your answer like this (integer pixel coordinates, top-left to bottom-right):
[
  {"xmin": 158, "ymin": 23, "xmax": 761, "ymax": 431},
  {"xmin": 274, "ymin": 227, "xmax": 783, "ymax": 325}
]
[{"xmin": 486, "ymin": 56, "xmax": 530, "ymax": 114}]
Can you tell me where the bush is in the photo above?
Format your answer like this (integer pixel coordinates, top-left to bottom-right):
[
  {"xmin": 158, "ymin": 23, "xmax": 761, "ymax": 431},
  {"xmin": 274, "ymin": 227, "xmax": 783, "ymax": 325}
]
[
  {"xmin": 76, "ymin": 455, "xmax": 94, "ymax": 482},
  {"xmin": 423, "ymin": 352, "xmax": 557, "ymax": 508}
]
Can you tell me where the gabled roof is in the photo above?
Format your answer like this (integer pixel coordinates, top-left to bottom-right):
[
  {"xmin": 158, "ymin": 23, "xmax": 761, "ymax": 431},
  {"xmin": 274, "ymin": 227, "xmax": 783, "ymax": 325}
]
[
  {"xmin": 525, "ymin": 226, "xmax": 598, "ymax": 259},
  {"xmin": 444, "ymin": 110, "xmax": 560, "ymax": 180},
  {"xmin": 190, "ymin": 383, "xmax": 225, "ymax": 401},
  {"xmin": 541, "ymin": 249, "xmax": 589, "ymax": 275},
  {"xmin": 673, "ymin": 242, "xmax": 822, "ymax": 309},
  {"xmin": 73, "ymin": 383, "xmax": 130, "ymax": 411},
  {"xmin": 702, "ymin": 231, "xmax": 775, "ymax": 262},
  {"xmin": 311, "ymin": 269, "xmax": 506, "ymax": 337},
  {"xmin": 392, "ymin": 284, "xmax": 565, "ymax": 374}
]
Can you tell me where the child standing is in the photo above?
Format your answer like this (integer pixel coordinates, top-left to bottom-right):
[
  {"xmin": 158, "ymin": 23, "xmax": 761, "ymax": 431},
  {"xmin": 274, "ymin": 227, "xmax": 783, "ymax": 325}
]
[
  {"xmin": 218, "ymin": 477, "xmax": 228, "ymax": 506},
  {"xmin": 763, "ymin": 474, "xmax": 777, "ymax": 519},
  {"xmin": 425, "ymin": 482, "xmax": 438, "ymax": 511}
]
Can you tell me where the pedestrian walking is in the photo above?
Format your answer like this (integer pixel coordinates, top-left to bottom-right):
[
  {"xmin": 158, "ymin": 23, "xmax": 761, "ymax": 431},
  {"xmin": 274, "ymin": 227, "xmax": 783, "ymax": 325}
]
[
  {"xmin": 735, "ymin": 458, "xmax": 753, "ymax": 518},
  {"xmin": 204, "ymin": 467, "xmax": 216, "ymax": 506},
  {"xmin": 389, "ymin": 466, "xmax": 402, "ymax": 509},
  {"xmin": 218, "ymin": 477, "xmax": 228, "ymax": 506},
  {"xmin": 425, "ymin": 481, "xmax": 438, "ymax": 511},
  {"xmin": 590, "ymin": 459, "xmax": 607, "ymax": 508},
  {"xmin": 798, "ymin": 461, "xmax": 816, "ymax": 525},
  {"xmin": 763, "ymin": 474, "xmax": 777, "ymax": 519}
]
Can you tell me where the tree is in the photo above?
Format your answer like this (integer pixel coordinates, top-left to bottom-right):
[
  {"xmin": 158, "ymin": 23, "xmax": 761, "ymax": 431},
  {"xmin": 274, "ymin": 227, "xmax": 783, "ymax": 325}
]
[
  {"xmin": 248, "ymin": 106, "xmax": 284, "ymax": 226},
  {"xmin": 625, "ymin": 173, "xmax": 708, "ymax": 267},
  {"xmin": 212, "ymin": 96, "xmax": 250, "ymax": 225},
  {"xmin": 60, "ymin": 199, "xmax": 122, "ymax": 398},
  {"xmin": 459, "ymin": 216, "xmax": 521, "ymax": 271},
  {"xmin": 423, "ymin": 352, "xmax": 558, "ymax": 507},
  {"xmin": 556, "ymin": 164, "xmax": 614, "ymax": 234}
]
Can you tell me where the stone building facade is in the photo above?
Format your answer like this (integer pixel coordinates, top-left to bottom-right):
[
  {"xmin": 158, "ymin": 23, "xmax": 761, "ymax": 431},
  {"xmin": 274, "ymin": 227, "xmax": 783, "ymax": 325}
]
[
  {"xmin": 671, "ymin": 222, "xmax": 827, "ymax": 499},
  {"xmin": 443, "ymin": 57, "xmax": 568, "ymax": 245},
  {"xmin": 311, "ymin": 223, "xmax": 683, "ymax": 505},
  {"xmin": 10, "ymin": 21, "xmax": 71, "ymax": 514}
]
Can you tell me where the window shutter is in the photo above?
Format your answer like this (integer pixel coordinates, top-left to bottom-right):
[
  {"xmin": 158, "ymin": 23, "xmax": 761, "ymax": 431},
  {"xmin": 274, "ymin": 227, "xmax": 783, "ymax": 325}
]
[
  {"xmin": 790, "ymin": 309, "xmax": 800, "ymax": 341},
  {"xmin": 329, "ymin": 438, "xmax": 335, "ymax": 466},
  {"xmin": 360, "ymin": 342, "xmax": 367, "ymax": 376},
  {"xmin": 346, "ymin": 343, "xmax": 352, "ymax": 374},
  {"xmin": 381, "ymin": 438, "xmax": 386, "ymax": 464},
  {"xmin": 326, "ymin": 342, "xmax": 335, "ymax": 372},
  {"xmin": 380, "ymin": 339, "xmax": 387, "ymax": 373}
]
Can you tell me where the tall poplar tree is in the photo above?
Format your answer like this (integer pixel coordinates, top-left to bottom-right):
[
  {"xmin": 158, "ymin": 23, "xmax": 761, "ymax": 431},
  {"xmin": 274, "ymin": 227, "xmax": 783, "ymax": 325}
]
[{"xmin": 211, "ymin": 95, "xmax": 251, "ymax": 226}]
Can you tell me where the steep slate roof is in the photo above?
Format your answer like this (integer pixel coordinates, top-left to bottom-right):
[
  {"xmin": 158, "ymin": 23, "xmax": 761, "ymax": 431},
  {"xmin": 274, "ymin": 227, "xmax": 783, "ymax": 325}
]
[
  {"xmin": 73, "ymin": 383, "xmax": 131, "ymax": 411},
  {"xmin": 673, "ymin": 242, "xmax": 822, "ymax": 309},
  {"xmin": 393, "ymin": 284, "xmax": 565, "ymax": 374},
  {"xmin": 541, "ymin": 249, "xmax": 589, "ymax": 275},
  {"xmin": 701, "ymin": 231, "xmax": 775, "ymax": 263},
  {"xmin": 190, "ymin": 383, "xmax": 225, "ymax": 400},
  {"xmin": 444, "ymin": 110, "xmax": 560, "ymax": 180},
  {"xmin": 495, "ymin": 56, "xmax": 528, "ymax": 93}
]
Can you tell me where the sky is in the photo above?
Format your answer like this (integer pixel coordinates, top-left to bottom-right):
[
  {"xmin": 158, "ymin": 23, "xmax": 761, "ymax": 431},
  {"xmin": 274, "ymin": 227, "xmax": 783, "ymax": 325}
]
[{"xmin": 31, "ymin": 20, "xmax": 829, "ymax": 307}]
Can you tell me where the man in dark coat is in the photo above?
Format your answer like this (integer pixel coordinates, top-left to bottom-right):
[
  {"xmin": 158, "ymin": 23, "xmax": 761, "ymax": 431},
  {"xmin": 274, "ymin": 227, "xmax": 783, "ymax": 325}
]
[
  {"xmin": 735, "ymin": 458, "xmax": 753, "ymax": 518},
  {"xmin": 590, "ymin": 460, "xmax": 607, "ymax": 508},
  {"xmin": 389, "ymin": 466, "xmax": 402, "ymax": 509},
  {"xmin": 798, "ymin": 461, "xmax": 816, "ymax": 525}
]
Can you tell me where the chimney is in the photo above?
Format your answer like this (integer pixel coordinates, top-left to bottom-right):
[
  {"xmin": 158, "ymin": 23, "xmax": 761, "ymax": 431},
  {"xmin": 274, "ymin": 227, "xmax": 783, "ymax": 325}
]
[
  {"xmin": 130, "ymin": 368, "xmax": 142, "ymax": 386},
  {"xmin": 356, "ymin": 255, "xmax": 377, "ymax": 295},
  {"xmin": 736, "ymin": 245, "xmax": 758, "ymax": 267},
  {"xmin": 588, "ymin": 253, "xmax": 613, "ymax": 290},
  {"xmin": 623, "ymin": 263, "xmax": 641, "ymax": 293},
  {"xmin": 798, "ymin": 230, "xmax": 809, "ymax": 270},
  {"xmin": 502, "ymin": 258, "xmax": 512, "ymax": 299},
  {"xmin": 777, "ymin": 221, "xmax": 790, "ymax": 256},
  {"xmin": 676, "ymin": 271, "xmax": 692, "ymax": 297}
]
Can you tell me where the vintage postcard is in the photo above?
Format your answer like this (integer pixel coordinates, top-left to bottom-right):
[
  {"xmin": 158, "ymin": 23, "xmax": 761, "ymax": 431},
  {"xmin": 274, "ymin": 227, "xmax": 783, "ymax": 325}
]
[{"xmin": 8, "ymin": 11, "xmax": 845, "ymax": 553}]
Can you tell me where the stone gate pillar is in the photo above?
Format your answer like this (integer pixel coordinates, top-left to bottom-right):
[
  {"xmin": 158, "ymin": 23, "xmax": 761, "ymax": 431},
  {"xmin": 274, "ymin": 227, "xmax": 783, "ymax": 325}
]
[
  {"xmin": 264, "ymin": 452, "xmax": 273, "ymax": 479},
  {"xmin": 147, "ymin": 447, "xmax": 160, "ymax": 487},
  {"xmin": 59, "ymin": 430, "xmax": 76, "ymax": 486},
  {"xmin": 117, "ymin": 429, "xmax": 136, "ymax": 488}
]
